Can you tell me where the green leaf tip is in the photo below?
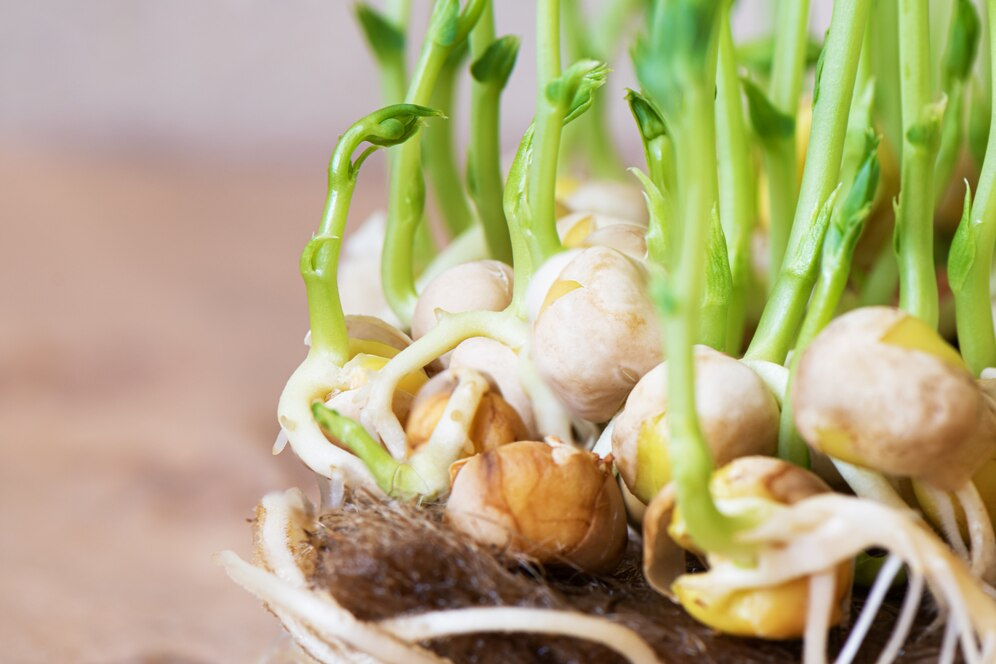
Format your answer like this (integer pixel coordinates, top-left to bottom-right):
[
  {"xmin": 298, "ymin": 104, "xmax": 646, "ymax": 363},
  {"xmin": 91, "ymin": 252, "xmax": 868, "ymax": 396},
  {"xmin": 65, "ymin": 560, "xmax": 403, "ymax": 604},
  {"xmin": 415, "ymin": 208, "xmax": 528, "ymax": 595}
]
[
  {"xmin": 944, "ymin": 0, "xmax": 981, "ymax": 84},
  {"xmin": 547, "ymin": 59, "xmax": 610, "ymax": 125},
  {"xmin": 837, "ymin": 131, "xmax": 881, "ymax": 225},
  {"xmin": 471, "ymin": 35, "xmax": 520, "ymax": 87},
  {"xmin": 947, "ymin": 183, "xmax": 976, "ymax": 292},
  {"xmin": 355, "ymin": 3, "xmax": 406, "ymax": 61},
  {"xmin": 626, "ymin": 89, "xmax": 669, "ymax": 143},
  {"xmin": 742, "ymin": 76, "xmax": 795, "ymax": 142},
  {"xmin": 364, "ymin": 104, "xmax": 444, "ymax": 147}
]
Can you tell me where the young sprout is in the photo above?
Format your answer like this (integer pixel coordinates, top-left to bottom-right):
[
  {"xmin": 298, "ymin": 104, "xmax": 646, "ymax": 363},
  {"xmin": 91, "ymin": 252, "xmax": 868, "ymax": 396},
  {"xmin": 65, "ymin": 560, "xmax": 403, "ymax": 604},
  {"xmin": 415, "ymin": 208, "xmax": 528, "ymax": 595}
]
[
  {"xmin": 612, "ymin": 348, "xmax": 779, "ymax": 506},
  {"xmin": 715, "ymin": 7, "xmax": 758, "ymax": 354},
  {"xmin": 382, "ymin": 0, "xmax": 487, "ymax": 325},
  {"xmin": 951, "ymin": 0, "xmax": 996, "ymax": 377},
  {"xmin": 893, "ymin": 0, "xmax": 946, "ymax": 329},
  {"xmin": 467, "ymin": 3, "xmax": 518, "ymax": 263},
  {"xmin": 405, "ymin": 368, "xmax": 528, "ymax": 453},
  {"xmin": 529, "ymin": 245, "xmax": 662, "ymax": 423},
  {"xmin": 446, "ymin": 440, "xmax": 628, "ymax": 573},
  {"xmin": 559, "ymin": 0, "xmax": 643, "ymax": 179},
  {"xmin": 792, "ymin": 306, "xmax": 996, "ymax": 491},
  {"xmin": 746, "ymin": 0, "xmax": 811, "ymax": 285},
  {"xmin": 934, "ymin": 0, "xmax": 982, "ymax": 204},
  {"xmin": 423, "ymin": 41, "xmax": 476, "ymax": 240},
  {"xmin": 745, "ymin": 0, "xmax": 872, "ymax": 365},
  {"xmin": 448, "ymin": 336, "xmax": 537, "ymax": 435},
  {"xmin": 643, "ymin": 457, "xmax": 851, "ymax": 641},
  {"xmin": 276, "ymin": 104, "xmax": 440, "ymax": 490}
]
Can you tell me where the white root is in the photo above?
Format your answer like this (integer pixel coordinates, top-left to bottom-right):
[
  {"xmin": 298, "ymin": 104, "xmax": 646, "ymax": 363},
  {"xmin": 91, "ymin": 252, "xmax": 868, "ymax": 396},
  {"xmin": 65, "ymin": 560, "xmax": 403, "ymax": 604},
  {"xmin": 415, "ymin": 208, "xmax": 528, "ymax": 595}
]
[
  {"xmin": 277, "ymin": 351, "xmax": 380, "ymax": 490},
  {"xmin": 875, "ymin": 571, "xmax": 923, "ymax": 664},
  {"xmin": 219, "ymin": 551, "xmax": 448, "ymax": 664},
  {"xmin": 834, "ymin": 555, "xmax": 902, "ymax": 664},
  {"xmin": 956, "ymin": 482, "xmax": 996, "ymax": 583},
  {"xmin": 407, "ymin": 369, "xmax": 489, "ymax": 496},
  {"xmin": 739, "ymin": 359, "xmax": 790, "ymax": 406},
  {"xmin": 920, "ymin": 482, "xmax": 971, "ymax": 561},
  {"xmin": 225, "ymin": 488, "xmax": 661, "ymax": 664},
  {"xmin": 830, "ymin": 460, "xmax": 908, "ymax": 509},
  {"xmin": 680, "ymin": 494, "xmax": 996, "ymax": 663},
  {"xmin": 939, "ymin": 619, "xmax": 958, "ymax": 664},
  {"xmin": 381, "ymin": 607, "xmax": 660, "ymax": 664},
  {"xmin": 363, "ymin": 311, "xmax": 528, "ymax": 459},
  {"xmin": 804, "ymin": 568, "xmax": 837, "ymax": 664}
]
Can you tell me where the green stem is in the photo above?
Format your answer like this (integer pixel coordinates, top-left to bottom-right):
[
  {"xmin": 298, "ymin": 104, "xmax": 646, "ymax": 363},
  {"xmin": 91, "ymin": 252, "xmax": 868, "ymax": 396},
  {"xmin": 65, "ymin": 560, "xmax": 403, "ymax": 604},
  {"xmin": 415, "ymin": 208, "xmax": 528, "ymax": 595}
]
[
  {"xmin": 951, "ymin": 0, "xmax": 996, "ymax": 374},
  {"xmin": 505, "ymin": 126, "xmax": 538, "ymax": 316},
  {"xmin": 858, "ymin": 244, "xmax": 900, "ymax": 305},
  {"xmin": 424, "ymin": 49, "xmax": 475, "ymax": 239},
  {"xmin": 650, "ymin": 1, "xmax": 749, "ymax": 559},
  {"xmin": 698, "ymin": 210, "xmax": 733, "ymax": 351},
  {"xmin": 763, "ymin": 142, "xmax": 798, "ymax": 286},
  {"xmin": 527, "ymin": 0, "xmax": 566, "ymax": 265},
  {"xmin": 781, "ymin": 138, "xmax": 879, "ymax": 466},
  {"xmin": 934, "ymin": 0, "xmax": 982, "ymax": 202},
  {"xmin": 312, "ymin": 404, "xmax": 400, "ymax": 494},
  {"xmin": 382, "ymin": 0, "xmax": 486, "ymax": 325},
  {"xmin": 763, "ymin": 0, "xmax": 811, "ymax": 280},
  {"xmin": 559, "ymin": 0, "xmax": 626, "ymax": 178},
  {"xmin": 872, "ymin": 0, "xmax": 904, "ymax": 159},
  {"xmin": 468, "ymin": 4, "xmax": 515, "ymax": 263},
  {"xmin": 716, "ymin": 17, "xmax": 756, "ymax": 354},
  {"xmin": 745, "ymin": 0, "xmax": 871, "ymax": 364},
  {"xmin": 308, "ymin": 105, "xmax": 440, "ymax": 364},
  {"xmin": 896, "ymin": 0, "xmax": 941, "ymax": 328}
]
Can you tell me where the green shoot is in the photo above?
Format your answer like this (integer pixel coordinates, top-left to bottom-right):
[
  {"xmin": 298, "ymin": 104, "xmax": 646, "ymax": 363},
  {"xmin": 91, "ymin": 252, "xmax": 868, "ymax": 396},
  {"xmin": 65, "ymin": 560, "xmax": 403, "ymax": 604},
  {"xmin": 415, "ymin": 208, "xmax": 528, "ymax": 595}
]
[
  {"xmin": 423, "ymin": 42, "xmax": 475, "ymax": 239},
  {"xmin": 950, "ymin": 1, "xmax": 996, "ymax": 375},
  {"xmin": 934, "ymin": 0, "xmax": 982, "ymax": 202},
  {"xmin": 641, "ymin": 0, "xmax": 754, "ymax": 560},
  {"xmin": 699, "ymin": 209, "xmax": 734, "ymax": 352},
  {"xmin": 382, "ymin": 0, "xmax": 487, "ymax": 326},
  {"xmin": 355, "ymin": 2, "xmax": 409, "ymax": 104},
  {"xmin": 716, "ymin": 12, "xmax": 758, "ymax": 354},
  {"xmin": 755, "ymin": 0, "xmax": 811, "ymax": 284},
  {"xmin": 312, "ymin": 403, "xmax": 426, "ymax": 499},
  {"xmin": 306, "ymin": 104, "xmax": 441, "ymax": 365},
  {"xmin": 560, "ymin": 0, "xmax": 640, "ymax": 178},
  {"xmin": 468, "ymin": 4, "xmax": 518, "ymax": 264},
  {"xmin": 895, "ymin": 0, "xmax": 945, "ymax": 329},
  {"xmin": 745, "ymin": 0, "xmax": 871, "ymax": 364},
  {"xmin": 529, "ymin": 58, "xmax": 609, "ymax": 265},
  {"xmin": 780, "ymin": 133, "xmax": 881, "ymax": 466}
]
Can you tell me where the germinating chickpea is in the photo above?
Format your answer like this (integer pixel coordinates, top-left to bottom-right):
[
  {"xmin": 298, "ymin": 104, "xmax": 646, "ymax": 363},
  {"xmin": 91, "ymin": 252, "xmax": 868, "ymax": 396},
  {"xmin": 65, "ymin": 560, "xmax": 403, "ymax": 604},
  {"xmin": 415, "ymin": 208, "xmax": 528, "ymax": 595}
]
[
  {"xmin": 448, "ymin": 337, "xmax": 536, "ymax": 436},
  {"xmin": 793, "ymin": 306, "xmax": 996, "ymax": 490},
  {"xmin": 556, "ymin": 178, "xmax": 649, "ymax": 226},
  {"xmin": 410, "ymin": 260, "xmax": 514, "ymax": 341},
  {"xmin": 613, "ymin": 347, "xmax": 779, "ymax": 505},
  {"xmin": 530, "ymin": 246, "xmax": 662, "ymax": 422},
  {"xmin": 406, "ymin": 369, "xmax": 528, "ymax": 456},
  {"xmin": 446, "ymin": 440, "xmax": 628, "ymax": 573},
  {"xmin": 647, "ymin": 457, "xmax": 852, "ymax": 640},
  {"xmin": 556, "ymin": 211, "xmax": 647, "ymax": 260}
]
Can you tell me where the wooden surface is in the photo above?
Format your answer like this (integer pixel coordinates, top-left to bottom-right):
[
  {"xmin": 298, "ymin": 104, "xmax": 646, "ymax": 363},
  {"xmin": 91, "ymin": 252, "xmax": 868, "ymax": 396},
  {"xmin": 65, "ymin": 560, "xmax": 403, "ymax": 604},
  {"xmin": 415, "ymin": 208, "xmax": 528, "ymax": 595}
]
[{"xmin": 0, "ymin": 144, "xmax": 379, "ymax": 662}]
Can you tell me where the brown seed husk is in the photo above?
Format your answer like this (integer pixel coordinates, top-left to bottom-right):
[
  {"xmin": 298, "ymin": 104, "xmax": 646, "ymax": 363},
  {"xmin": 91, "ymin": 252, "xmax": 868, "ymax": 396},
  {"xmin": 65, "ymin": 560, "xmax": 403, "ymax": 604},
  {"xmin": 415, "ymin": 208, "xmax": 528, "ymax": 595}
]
[{"xmin": 299, "ymin": 490, "xmax": 951, "ymax": 664}]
